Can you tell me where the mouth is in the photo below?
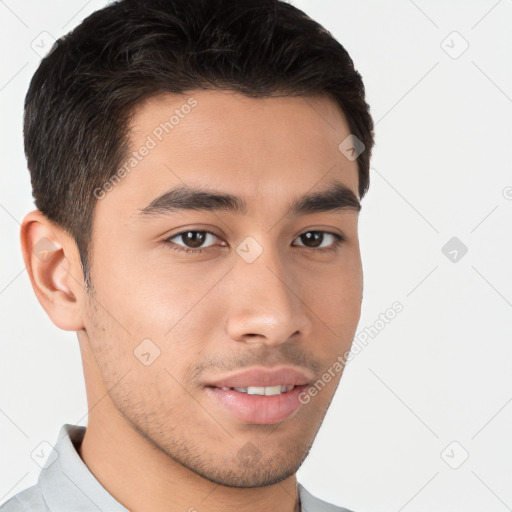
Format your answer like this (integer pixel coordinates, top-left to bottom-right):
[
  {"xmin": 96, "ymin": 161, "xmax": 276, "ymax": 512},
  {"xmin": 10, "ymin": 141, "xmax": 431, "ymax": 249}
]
[
  {"xmin": 203, "ymin": 366, "xmax": 313, "ymax": 424},
  {"xmin": 204, "ymin": 383, "xmax": 309, "ymax": 424}
]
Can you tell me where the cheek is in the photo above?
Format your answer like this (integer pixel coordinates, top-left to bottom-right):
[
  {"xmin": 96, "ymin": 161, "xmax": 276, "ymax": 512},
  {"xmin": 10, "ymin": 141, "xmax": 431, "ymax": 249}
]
[
  {"xmin": 313, "ymin": 273, "xmax": 362, "ymax": 365},
  {"xmin": 304, "ymin": 254, "xmax": 363, "ymax": 321},
  {"xmin": 313, "ymin": 281, "xmax": 362, "ymax": 354},
  {"xmin": 89, "ymin": 242, "xmax": 192, "ymax": 333}
]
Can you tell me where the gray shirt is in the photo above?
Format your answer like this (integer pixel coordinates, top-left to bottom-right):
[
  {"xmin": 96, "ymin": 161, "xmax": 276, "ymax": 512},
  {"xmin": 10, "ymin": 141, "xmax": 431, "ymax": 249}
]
[{"xmin": 0, "ymin": 424, "xmax": 353, "ymax": 512}]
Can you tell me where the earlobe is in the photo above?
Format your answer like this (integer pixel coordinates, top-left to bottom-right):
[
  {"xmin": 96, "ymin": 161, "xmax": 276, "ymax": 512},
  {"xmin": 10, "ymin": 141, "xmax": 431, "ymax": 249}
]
[{"xmin": 20, "ymin": 210, "xmax": 86, "ymax": 331}]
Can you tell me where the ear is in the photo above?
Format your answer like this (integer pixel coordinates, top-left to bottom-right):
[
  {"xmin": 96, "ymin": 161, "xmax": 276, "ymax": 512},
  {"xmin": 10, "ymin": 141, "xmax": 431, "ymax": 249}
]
[{"xmin": 20, "ymin": 210, "xmax": 86, "ymax": 331}]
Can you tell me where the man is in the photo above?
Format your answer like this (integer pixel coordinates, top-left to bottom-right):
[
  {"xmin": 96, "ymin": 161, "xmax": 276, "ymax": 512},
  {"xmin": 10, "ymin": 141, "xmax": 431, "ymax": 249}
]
[{"xmin": 2, "ymin": 0, "xmax": 374, "ymax": 510}]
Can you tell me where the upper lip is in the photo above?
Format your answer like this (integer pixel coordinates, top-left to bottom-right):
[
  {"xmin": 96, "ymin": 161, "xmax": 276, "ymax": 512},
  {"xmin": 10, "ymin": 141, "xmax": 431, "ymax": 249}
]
[{"xmin": 206, "ymin": 366, "xmax": 313, "ymax": 388}]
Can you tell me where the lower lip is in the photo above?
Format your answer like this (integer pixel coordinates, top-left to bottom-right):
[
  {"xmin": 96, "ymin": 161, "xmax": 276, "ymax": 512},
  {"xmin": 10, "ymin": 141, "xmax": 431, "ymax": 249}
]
[{"xmin": 205, "ymin": 385, "xmax": 308, "ymax": 424}]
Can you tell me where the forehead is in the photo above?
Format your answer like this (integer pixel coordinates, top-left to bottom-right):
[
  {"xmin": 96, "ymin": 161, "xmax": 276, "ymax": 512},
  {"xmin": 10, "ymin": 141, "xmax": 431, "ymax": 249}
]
[
  {"xmin": 131, "ymin": 89, "xmax": 354, "ymax": 155},
  {"xmin": 95, "ymin": 89, "xmax": 359, "ymax": 222}
]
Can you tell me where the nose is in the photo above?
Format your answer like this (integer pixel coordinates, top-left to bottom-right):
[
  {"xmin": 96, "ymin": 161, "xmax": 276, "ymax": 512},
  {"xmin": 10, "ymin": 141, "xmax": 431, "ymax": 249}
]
[{"xmin": 224, "ymin": 240, "xmax": 312, "ymax": 346}]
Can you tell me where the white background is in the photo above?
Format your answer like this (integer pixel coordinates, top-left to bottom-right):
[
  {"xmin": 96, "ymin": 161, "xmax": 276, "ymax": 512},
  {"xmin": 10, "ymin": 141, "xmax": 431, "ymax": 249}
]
[{"xmin": 1, "ymin": 1, "xmax": 511, "ymax": 511}]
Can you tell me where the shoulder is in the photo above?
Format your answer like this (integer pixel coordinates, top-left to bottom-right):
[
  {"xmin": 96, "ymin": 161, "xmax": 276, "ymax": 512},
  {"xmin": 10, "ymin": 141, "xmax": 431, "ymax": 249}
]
[
  {"xmin": 0, "ymin": 485, "xmax": 49, "ymax": 512},
  {"xmin": 298, "ymin": 483, "xmax": 355, "ymax": 512}
]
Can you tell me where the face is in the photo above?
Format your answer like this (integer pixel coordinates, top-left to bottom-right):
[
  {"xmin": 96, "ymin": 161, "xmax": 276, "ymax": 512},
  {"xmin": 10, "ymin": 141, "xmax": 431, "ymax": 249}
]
[{"xmin": 82, "ymin": 89, "xmax": 363, "ymax": 487}]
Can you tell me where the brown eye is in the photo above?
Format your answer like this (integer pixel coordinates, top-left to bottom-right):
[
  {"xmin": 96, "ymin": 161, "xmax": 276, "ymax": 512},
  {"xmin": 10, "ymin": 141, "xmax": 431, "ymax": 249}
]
[
  {"xmin": 165, "ymin": 230, "xmax": 220, "ymax": 253},
  {"xmin": 293, "ymin": 231, "xmax": 344, "ymax": 251},
  {"xmin": 298, "ymin": 231, "xmax": 323, "ymax": 248},
  {"xmin": 179, "ymin": 231, "xmax": 209, "ymax": 248}
]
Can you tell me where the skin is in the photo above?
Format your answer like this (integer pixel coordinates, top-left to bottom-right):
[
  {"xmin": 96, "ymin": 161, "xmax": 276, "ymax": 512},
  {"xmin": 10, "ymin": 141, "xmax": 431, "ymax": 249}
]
[{"xmin": 21, "ymin": 89, "xmax": 363, "ymax": 512}]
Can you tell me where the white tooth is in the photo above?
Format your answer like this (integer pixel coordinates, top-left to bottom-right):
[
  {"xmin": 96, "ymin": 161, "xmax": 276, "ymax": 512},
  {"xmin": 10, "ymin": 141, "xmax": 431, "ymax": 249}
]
[
  {"xmin": 247, "ymin": 386, "xmax": 266, "ymax": 395},
  {"xmin": 221, "ymin": 387, "xmax": 230, "ymax": 390},
  {"xmin": 265, "ymin": 385, "xmax": 283, "ymax": 396},
  {"xmin": 231, "ymin": 385, "xmax": 295, "ymax": 395}
]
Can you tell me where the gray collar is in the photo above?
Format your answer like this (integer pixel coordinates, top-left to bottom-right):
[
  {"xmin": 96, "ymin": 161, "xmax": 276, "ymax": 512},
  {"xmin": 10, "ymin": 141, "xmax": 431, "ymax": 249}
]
[{"xmin": 39, "ymin": 424, "xmax": 128, "ymax": 512}]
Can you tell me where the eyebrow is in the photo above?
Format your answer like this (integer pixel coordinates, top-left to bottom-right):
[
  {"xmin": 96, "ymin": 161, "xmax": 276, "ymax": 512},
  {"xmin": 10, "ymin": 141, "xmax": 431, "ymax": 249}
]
[{"xmin": 138, "ymin": 182, "xmax": 361, "ymax": 218}]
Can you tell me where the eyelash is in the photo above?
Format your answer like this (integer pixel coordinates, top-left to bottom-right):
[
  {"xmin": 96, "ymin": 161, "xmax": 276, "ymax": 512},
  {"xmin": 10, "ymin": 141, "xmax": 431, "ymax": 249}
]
[{"xmin": 163, "ymin": 229, "xmax": 345, "ymax": 255}]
